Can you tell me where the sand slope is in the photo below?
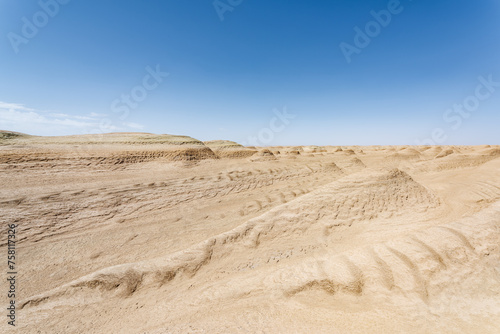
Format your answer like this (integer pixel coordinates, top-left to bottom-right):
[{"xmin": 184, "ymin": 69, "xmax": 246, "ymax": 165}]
[{"xmin": 1, "ymin": 133, "xmax": 499, "ymax": 333}]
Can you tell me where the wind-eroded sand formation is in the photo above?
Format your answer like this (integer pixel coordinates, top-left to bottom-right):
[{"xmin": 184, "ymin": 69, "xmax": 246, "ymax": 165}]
[{"xmin": 1, "ymin": 131, "xmax": 500, "ymax": 333}]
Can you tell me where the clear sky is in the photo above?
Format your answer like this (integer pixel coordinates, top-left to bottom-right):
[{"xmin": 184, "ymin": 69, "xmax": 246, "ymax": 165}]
[{"xmin": 1, "ymin": 0, "xmax": 499, "ymax": 145}]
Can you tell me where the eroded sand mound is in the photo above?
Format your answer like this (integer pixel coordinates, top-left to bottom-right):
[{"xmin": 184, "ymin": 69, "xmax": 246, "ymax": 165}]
[
  {"xmin": 284, "ymin": 148, "xmax": 301, "ymax": 155},
  {"xmin": 342, "ymin": 148, "xmax": 356, "ymax": 155},
  {"xmin": 249, "ymin": 148, "xmax": 277, "ymax": 161},
  {"xmin": 480, "ymin": 147, "xmax": 500, "ymax": 156},
  {"xmin": 436, "ymin": 149, "xmax": 455, "ymax": 159},
  {"xmin": 345, "ymin": 157, "xmax": 366, "ymax": 169},
  {"xmin": 387, "ymin": 147, "xmax": 421, "ymax": 162},
  {"xmin": 204, "ymin": 140, "xmax": 257, "ymax": 158},
  {"xmin": 0, "ymin": 132, "xmax": 218, "ymax": 165},
  {"xmin": 323, "ymin": 161, "xmax": 343, "ymax": 174}
]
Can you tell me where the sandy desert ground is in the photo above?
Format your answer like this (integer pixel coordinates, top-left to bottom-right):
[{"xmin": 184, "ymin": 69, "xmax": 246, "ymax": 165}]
[{"xmin": 1, "ymin": 130, "xmax": 500, "ymax": 333}]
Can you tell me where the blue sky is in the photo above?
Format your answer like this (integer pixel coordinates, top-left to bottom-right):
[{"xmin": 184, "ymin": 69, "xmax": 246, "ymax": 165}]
[{"xmin": 0, "ymin": 0, "xmax": 499, "ymax": 145}]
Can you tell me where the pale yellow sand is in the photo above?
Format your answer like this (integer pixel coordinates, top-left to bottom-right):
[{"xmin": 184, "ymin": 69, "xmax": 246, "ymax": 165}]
[{"xmin": 1, "ymin": 132, "xmax": 499, "ymax": 333}]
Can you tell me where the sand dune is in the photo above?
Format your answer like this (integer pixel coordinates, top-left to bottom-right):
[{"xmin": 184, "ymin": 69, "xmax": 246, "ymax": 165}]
[
  {"xmin": 204, "ymin": 140, "xmax": 257, "ymax": 158},
  {"xmin": 1, "ymin": 132, "xmax": 499, "ymax": 333}
]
